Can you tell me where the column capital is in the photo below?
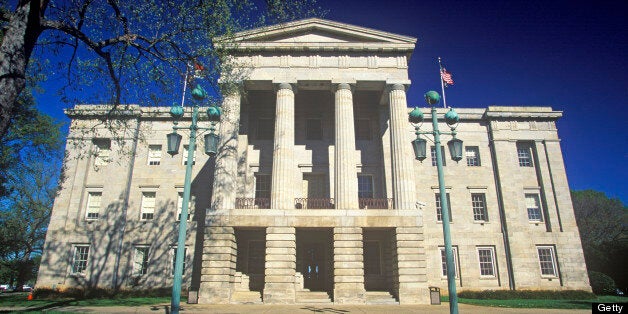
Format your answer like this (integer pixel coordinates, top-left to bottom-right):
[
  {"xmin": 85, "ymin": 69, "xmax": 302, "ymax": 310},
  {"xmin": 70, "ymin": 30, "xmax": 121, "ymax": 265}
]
[
  {"xmin": 388, "ymin": 83, "xmax": 407, "ymax": 92},
  {"xmin": 274, "ymin": 82, "xmax": 297, "ymax": 93},
  {"xmin": 333, "ymin": 83, "xmax": 355, "ymax": 93}
]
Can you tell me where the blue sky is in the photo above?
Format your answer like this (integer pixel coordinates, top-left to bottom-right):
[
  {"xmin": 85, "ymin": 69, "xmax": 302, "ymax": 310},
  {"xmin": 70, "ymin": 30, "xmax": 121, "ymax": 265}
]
[{"xmin": 35, "ymin": 0, "xmax": 627, "ymax": 202}]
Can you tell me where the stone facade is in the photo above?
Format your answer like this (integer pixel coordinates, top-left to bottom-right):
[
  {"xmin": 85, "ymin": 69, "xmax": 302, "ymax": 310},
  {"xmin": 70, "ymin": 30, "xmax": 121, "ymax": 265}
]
[{"xmin": 37, "ymin": 18, "xmax": 591, "ymax": 304}]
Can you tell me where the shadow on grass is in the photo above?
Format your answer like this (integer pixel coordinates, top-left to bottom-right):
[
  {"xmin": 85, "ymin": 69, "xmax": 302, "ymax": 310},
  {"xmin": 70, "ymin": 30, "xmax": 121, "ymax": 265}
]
[{"xmin": 0, "ymin": 299, "xmax": 76, "ymax": 313}]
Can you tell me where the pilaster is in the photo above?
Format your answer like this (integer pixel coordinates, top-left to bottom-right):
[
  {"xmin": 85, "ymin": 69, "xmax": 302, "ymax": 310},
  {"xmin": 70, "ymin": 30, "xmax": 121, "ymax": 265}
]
[
  {"xmin": 198, "ymin": 226, "xmax": 237, "ymax": 304},
  {"xmin": 263, "ymin": 227, "xmax": 297, "ymax": 303},
  {"xmin": 271, "ymin": 83, "xmax": 296, "ymax": 209},
  {"xmin": 333, "ymin": 227, "xmax": 366, "ymax": 303},
  {"xmin": 388, "ymin": 84, "xmax": 417, "ymax": 209},
  {"xmin": 334, "ymin": 83, "xmax": 359, "ymax": 209}
]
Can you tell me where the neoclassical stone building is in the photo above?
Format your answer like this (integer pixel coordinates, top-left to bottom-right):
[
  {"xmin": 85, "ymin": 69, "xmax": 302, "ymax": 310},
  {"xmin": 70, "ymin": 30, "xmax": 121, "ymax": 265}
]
[{"xmin": 37, "ymin": 18, "xmax": 590, "ymax": 304}]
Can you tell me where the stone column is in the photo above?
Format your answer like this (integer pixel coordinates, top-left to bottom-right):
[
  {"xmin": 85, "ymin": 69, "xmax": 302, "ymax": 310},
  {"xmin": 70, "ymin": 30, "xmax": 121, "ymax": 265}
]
[
  {"xmin": 198, "ymin": 226, "xmax": 237, "ymax": 304},
  {"xmin": 334, "ymin": 83, "xmax": 359, "ymax": 209},
  {"xmin": 333, "ymin": 227, "xmax": 366, "ymax": 303},
  {"xmin": 388, "ymin": 84, "xmax": 417, "ymax": 209},
  {"xmin": 263, "ymin": 227, "xmax": 297, "ymax": 303},
  {"xmin": 271, "ymin": 83, "xmax": 296, "ymax": 209},
  {"xmin": 395, "ymin": 227, "xmax": 428, "ymax": 304},
  {"xmin": 212, "ymin": 89, "xmax": 241, "ymax": 213}
]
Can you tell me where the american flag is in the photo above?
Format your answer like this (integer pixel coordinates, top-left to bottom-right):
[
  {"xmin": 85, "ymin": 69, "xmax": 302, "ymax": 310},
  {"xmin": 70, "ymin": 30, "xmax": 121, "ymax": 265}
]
[{"xmin": 441, "ymin": 68, "xmax": 454, "ymax": 86}]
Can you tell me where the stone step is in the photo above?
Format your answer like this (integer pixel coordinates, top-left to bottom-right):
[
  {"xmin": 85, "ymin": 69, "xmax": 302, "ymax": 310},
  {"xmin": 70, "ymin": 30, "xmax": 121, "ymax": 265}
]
[
  {"xmin": 295, "ymin": 291, "xmax": 332, "ymax": 304},
  {"xmin": 365, "ymin": 291, "xmax": 399, "ymax": 305},
  {"xmin": 231, "ymin": 291, "xmax": 262, "ymax": 304}
]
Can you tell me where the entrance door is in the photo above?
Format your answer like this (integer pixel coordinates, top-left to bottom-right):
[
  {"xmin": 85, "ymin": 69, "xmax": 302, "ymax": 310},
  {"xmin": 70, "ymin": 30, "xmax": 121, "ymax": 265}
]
[{"xmin": 302, "ymin": 243, "xmax": 325, "ymax": 291}]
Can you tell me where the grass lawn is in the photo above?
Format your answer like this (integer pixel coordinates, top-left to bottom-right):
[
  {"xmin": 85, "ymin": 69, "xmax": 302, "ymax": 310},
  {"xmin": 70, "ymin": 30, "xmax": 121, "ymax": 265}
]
[
  {"xmin": 0, "ymin": 292, "xmax": 185, "ymax": 311},
  {"xmin": 443, "ymin": 295, "xmax": 625, "ymax": 309}
]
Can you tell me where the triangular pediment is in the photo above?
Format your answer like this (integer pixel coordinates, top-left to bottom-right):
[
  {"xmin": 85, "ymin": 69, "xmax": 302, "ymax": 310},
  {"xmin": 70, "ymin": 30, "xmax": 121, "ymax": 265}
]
[{"xmin": 217, "ymin": 18, "xmax": 416, "ymax": 52}]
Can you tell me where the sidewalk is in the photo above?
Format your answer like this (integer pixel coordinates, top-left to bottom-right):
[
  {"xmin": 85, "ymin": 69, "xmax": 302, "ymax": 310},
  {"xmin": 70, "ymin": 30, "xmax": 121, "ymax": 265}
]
[{"xmin": 33, "ymin": 303, "xmax": 591, "ymax": 313}]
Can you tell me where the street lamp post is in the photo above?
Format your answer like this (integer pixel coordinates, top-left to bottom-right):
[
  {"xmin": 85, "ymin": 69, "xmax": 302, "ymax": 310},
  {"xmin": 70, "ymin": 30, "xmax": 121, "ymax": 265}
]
[
  {"xmin": 409, "ymin": 91, "xmax": 462, "ymax": 314},
  {"xmin": 166, "ymin": 80, "xmax": 221, "ymax": 314}
]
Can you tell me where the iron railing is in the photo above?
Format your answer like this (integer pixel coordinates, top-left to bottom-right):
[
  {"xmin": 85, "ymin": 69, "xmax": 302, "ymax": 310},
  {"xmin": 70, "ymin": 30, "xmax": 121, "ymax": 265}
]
[
  {"xmin": 294, "ymin": 198, "xmax": 335, "ymax": 209},
  {"xmin": 359, "ymin": 198, "xmax": 394, "ymax": 209},
  {"xmin": 235, "ymin": 198, "xmax": 270, "ymax": 209}
]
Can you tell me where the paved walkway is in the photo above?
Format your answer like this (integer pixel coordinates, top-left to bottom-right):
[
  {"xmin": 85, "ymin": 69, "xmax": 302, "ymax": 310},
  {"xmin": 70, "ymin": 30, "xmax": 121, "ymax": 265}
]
[{"xmin": 9, "ymin": 303, "xmax": 590, "ymax": 313}]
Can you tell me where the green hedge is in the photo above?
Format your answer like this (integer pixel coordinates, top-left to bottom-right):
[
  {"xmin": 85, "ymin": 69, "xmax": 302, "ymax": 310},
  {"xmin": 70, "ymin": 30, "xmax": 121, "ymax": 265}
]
[
  {"xmin": 457, "ymin": 289, "xmax": 596, "ymax": 300},
  {"xmin": 588, "ymin": 271, "xmax": 616, "ymax": 295},
  {"xmin": 33, "ymin": 287, "xmax": 175, "ymax": 299}
]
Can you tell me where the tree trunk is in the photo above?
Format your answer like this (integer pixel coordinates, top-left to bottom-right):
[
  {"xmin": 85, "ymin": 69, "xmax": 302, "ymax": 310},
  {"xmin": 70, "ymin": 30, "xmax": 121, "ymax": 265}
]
[{"xmin": 0, "ymin": 0, "xmax": 44, "ymax": 139}]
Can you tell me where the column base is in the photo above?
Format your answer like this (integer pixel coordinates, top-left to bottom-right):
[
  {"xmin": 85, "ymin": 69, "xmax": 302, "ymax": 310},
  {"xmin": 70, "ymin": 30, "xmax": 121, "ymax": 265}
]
[{"xmin": 334, "ymin": 282, "xmax": 366, "ymax": 304}]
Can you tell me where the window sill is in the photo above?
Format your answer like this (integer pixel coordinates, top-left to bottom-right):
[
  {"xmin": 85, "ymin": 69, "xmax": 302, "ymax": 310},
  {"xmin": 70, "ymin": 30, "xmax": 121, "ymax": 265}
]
[
  {"xmin": 473, "ymin": 221, "xmax": 489, "ymax": 225},
  {"xmin": 70, "ymin": 273, "xmax": 86, "ymax": 278},
  {"xmin": 529, "ymin": 221, "xmax": 543, "ymax": 226},
  {"xmin": 479, "ymin": 276, "xmax": 497, "ymax": 280}
]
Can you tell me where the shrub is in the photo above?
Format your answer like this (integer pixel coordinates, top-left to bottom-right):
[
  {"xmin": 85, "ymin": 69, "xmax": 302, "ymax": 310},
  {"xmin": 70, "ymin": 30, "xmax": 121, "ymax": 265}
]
[
  {"xmin": 458, "ymin": 289, "xmax": 596, "ymax": 300},
  {"xmin": 33, "ymin": 287, "xmax": 174, "ymax": 299},
  {"xmin": 588, "ymin": 271, "xmax": 616, "ymax": 295}
]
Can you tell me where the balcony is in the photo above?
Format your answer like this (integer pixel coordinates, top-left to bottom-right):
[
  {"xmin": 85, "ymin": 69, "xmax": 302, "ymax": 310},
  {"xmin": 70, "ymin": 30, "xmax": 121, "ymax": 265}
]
[
  {"xmin": 294, "ymin": 198, "xmax": 335, "ymax": 209},
  {"xmin": 235, "ymin": 198, "xmax": 270, "ymax": 209},
  {"xmin": 358, "ymin": 198, "xmax": 394, "ymax": 209}
]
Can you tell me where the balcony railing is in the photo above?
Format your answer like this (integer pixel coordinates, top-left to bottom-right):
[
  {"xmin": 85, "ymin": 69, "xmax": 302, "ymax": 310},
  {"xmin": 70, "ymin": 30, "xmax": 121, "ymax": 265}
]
[
  {"xmin": 235, "ymin": 198, "xmax": 270, "ymax": 209},
  {"xmin": 359, "ymin": 198, "xmax": 394, "ymax": 209},
  {"xmin": 294, "ymin": 198, "xmax": 335, "ymax": 209}
]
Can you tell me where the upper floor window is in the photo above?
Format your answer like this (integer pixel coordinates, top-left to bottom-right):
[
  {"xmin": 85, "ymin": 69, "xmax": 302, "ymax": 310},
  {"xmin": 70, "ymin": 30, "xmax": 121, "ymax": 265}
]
[
  {"xmin": 85, "ymin": 192, "xmax": 102, "ymax": 220},
  {"xmin": 431, "ymin": 146, "xmax": 447, "ymax": 166},
  {"xmin": 435, "ymin": 193, "xmax": 452, "ymax": 222},
  {"xmin": 141, "ymin": 192, "xmax": 156, "ymax": 220},
  {"xmin": 477, "ymin": 247, "xmax": 496, "ymax": 277},
  {"xmin": 93, "ymin": 139, "xmax": 111, "ymax": 166},
  {"xmin": 357, "ymin": 174, "xmax": 374, "ymax": 198},
  {"xmin": 471, "ymin": 193, "xmax": 488, "ymax": 222},
  {"xmin": 537, "ymin": 246, "xmax": 558, "ymax": 277},
  {"xmin": 517, "ymin": 142, "xmax": 534, "ymax": 167},
  {"xmin": 355, "ymin": 119, "xmax": 372, "ymax": 140},
  {"xmin": 182, "ymin": 145, "xmax": 196, "ymax": 165},
  {"xmin": 148, "ymin": 145, "xmax": 162, "ymax": 165},
  {"xmin": 177, "ymin": 192, "xmax": 192, "ymax": 221},
  {"xmin": 525, "ymin": 193, "xmax": 543, "ymax": 222},
  {"xmin": 306, "ymin": 119, "xmax": 322, "ymax": 140},
  {"xmin": 465, "ymin": 146, "xmax": 481, "ymax": 166},
  {"xmin": 255, "ymin": 174, "xmax": 271, "ymax": 199},
  {"xmin": 71, "ymin": 245, "xmax": 90, "ymax": 275},
  {"xmin": 133, "ymin": 246, "xmax": 149, "ymax": 276},
  {"xmin": 257, "ymin": 118, "xmax": 274, "ymax": 140}
]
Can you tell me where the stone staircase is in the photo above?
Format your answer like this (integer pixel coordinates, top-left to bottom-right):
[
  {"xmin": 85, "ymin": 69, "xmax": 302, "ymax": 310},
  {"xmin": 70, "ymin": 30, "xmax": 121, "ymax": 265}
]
[
  {"xmin": 231, "ymin": 290, "xmax": 262, "ymax": 304},
  {"xmin": 295, "ymin": 290, "xmax": 333, "ymax": 304},
  {"xmin": 365, "ymin": 291, "xmax": 399, "ymax": 305}
]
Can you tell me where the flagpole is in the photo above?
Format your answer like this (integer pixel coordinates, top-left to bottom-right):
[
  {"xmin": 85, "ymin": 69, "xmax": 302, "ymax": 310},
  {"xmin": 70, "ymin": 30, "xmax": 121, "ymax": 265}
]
[{"xmin": 438, "ymin": 57, "xmax": 448, "ymax": 108}]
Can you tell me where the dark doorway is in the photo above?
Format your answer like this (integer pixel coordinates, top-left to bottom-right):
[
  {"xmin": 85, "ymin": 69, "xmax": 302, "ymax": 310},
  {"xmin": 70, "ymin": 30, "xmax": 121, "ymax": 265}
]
[
  {"xmin": 296, "ymin": 228, "xmax": 333, "ymax": 293},
  {"xmin": 235, "ymin": 228, "xmax": 266, "ymax": 291},
  {"xmin": 363, "ymin": 228, "xmax": 396, "ymax": 293}
]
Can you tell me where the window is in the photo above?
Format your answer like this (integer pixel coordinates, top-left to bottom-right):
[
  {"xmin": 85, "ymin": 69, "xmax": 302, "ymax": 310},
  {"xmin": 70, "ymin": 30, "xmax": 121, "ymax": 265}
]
[
  {"xmin": 517, "ymin": 142, "xmax": 534, "ymax": 167},
  {"xmin": 440, "ymin": 247, "xmax": 459, "ymax": 278},
  {"xmin": 148, "ymin": 145, "xmax": 162, "ymax": 165},
  {"xmin": 471, "ymin": 193, "xmax": 488, "ymax": 221},
  {"xmin": 357, "ymin": 175, "xmax": 374, "ymax": 198},
  {"xmin": 257, "ymin": 118, "xmax": 274, "ymax": 140},
  {"xmin": 525, "ymin": 193, "xmax": 543, "ymax": 222},
  {"xmin": 465, "ymin": 146, "xmax": 481, "ymax": 166},
  {"xmin": 71, "ymin": 245, "xmax": 89, "ymax": 275},
  {"xmin": 537, "ymin": 246, "xmax": 558, "ymax": 277},
  {"xmin": 431, "ymin": 146, "xmax": 447, "ymax": 166},
  {"xmin": 141, "ymin": 192, "xmax": 156, "ymax": 220},
  {"xmin": 177, "ymin": 192, "xmax": 191, "ymax": 221},
  {"xmin": 435, "ymin": 193, "xmax": 452, "ymax": 222},
  {"xmin": 182, "ymin": 145, "xmax": 196, "ymax": 165},
  {"xmin": 133, "ymin": 246, "xmax": 149, "ymax": 276},
  {"xmin": 171, "ymin": 247, "xmax": 188, "ymax": 276},
  {"xmin": 477, "ymin": 247, "xmax": 496, "ymax": 276},
  {"xmin": 93, "ymin": 139, "xmax": 111, "ymax": 166},
  {"xmin": 254, "ymin": 174, "xmax": 271, "ymax": 199},
  {"xmin": 306, "ymin": 119, "xmax": 322, "ymax": 140},
  {"xmin": 85, "ymin": 192, "xmax": 102, "ymax": 220},
  {"xmin": 355, "ymin": 119, "xmax": 372, "ymax": 140}
]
